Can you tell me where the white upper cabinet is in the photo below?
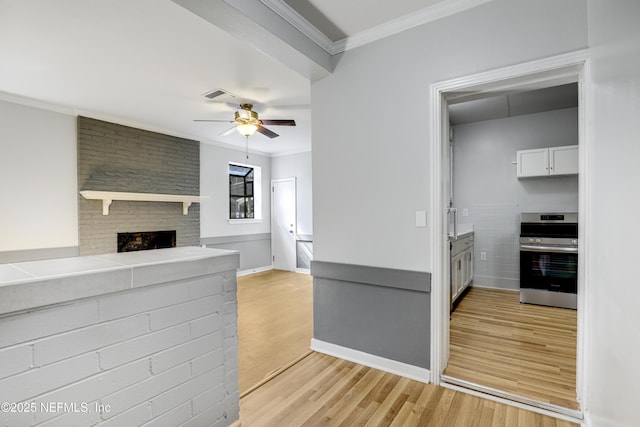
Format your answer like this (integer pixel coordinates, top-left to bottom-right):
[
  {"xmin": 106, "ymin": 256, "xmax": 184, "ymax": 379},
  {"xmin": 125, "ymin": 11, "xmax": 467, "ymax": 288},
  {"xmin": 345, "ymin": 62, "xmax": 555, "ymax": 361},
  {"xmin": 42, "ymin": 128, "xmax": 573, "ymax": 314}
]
[{"xmin": 517, "ymin": 145, "xmax": 578, "ymax": 178}]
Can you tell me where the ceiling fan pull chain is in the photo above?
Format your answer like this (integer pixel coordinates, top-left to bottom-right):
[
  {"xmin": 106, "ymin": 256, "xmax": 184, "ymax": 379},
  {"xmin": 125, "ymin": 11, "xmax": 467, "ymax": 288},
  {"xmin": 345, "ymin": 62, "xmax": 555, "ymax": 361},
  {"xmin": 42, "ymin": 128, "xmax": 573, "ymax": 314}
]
[{"xmin": 245, "ymin": 135, "xmax": 249, "ymax": 159}]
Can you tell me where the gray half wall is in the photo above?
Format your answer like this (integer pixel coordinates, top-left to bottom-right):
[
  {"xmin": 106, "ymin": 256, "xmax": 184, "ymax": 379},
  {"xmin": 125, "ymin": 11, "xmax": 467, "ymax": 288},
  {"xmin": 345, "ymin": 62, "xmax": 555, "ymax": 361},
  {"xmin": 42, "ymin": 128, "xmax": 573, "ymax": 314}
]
[
  {"xmin": 202, "ymin": 233, "xmax": 271, "ymax": 272},
  {"xmin": 311, "ymin": 261, "xmax": 431, "ymax": 369}
]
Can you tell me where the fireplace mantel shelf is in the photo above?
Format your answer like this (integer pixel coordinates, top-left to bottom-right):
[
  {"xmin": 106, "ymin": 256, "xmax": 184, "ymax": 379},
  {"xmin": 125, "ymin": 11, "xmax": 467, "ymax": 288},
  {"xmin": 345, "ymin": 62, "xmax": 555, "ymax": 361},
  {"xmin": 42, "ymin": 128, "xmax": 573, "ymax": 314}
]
[{"xmin": 80, "ymin": 191, "xmax": 204, "ymax": 215}]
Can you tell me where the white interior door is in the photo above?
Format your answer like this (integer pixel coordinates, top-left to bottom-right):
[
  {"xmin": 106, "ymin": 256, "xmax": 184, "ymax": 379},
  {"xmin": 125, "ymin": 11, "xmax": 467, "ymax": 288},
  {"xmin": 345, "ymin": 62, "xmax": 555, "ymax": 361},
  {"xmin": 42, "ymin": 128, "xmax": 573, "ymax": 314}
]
[{"xmin": 271, "ymin": 178, "xmax": 296, "ymax": 271}]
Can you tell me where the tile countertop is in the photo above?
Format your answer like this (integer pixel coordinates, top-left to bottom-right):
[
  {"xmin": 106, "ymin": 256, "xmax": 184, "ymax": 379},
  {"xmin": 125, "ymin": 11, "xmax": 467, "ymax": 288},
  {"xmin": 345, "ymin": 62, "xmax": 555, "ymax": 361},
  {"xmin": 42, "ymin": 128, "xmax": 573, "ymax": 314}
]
[{"xmin": 0, "ymin": 247, "xmax": 239, "ymax": 316}]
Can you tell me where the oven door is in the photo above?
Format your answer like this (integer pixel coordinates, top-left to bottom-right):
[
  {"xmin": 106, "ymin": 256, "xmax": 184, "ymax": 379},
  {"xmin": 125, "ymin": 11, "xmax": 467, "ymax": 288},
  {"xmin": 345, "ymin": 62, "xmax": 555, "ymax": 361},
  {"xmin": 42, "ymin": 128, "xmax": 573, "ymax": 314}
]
[{"xmin": 520, "ymin": 245, "xmax": 578, "ymax": 293}]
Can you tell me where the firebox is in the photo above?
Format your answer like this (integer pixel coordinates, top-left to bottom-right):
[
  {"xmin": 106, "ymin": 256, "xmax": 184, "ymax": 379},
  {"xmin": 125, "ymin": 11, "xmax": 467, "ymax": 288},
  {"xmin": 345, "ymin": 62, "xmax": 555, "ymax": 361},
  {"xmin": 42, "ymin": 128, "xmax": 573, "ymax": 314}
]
[{"xmin": 117, "ymin": 230, "xmax": 176, "ymax": 252}]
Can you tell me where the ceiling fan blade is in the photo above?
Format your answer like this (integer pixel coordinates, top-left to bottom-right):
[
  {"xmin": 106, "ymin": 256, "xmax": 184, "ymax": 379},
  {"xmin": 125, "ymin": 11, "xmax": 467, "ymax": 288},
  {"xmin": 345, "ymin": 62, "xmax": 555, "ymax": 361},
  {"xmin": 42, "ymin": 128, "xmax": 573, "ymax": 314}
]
[
  {"xmin": 260, "ymin": 119, "xmax": 296, "ymax": 126},
  {"xmin": 194, "ymin": 119, "xmax": 234, "ymax": 123},
  {"xmin": 256, "ymin": 125, "xmax": 279, "ymax": 139},
  {"xmin": 219, "ymin": 126, "xmax": 237, "ymax": 137}
]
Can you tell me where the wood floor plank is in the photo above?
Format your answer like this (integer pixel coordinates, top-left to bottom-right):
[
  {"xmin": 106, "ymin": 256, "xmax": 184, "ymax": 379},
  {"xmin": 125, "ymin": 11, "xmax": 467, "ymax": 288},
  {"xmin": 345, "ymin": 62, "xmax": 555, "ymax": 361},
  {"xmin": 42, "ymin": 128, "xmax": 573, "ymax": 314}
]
[
  {"xmin": 446, "ymin": 287, "xmax": 578, "ymax": 410},
  {"xmin": 237, "ymin": 270, "xmax": 313, "ymax": 393},
  {"xmin": 240, "ymin": 352, "xmax": 578, "ymax": 426}
]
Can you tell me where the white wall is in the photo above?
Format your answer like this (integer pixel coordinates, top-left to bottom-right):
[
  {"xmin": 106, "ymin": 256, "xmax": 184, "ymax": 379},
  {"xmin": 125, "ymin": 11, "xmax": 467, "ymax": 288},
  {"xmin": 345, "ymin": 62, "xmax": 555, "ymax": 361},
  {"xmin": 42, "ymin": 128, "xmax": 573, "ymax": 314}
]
[
  {"xmin": 311, "ymin": 0, "xmax": 588, "ymax": 271},
  {"xmin": 453, "ymin": 108, "xmax": 579, "ymax": 289},
  {"xmin": 199, "ymin": 144, "xmax": 271, "ymax": 238},
  {"xmin": 0, "ymin": 100, "xmax": 77, "ymax": 252},
  {"xmin": 271, "ymin": 151, "xmax": 312, "ymax": 236},
  {"xmin": 585, "ymin": 1, "xmax": 640, "ymax": 426}
]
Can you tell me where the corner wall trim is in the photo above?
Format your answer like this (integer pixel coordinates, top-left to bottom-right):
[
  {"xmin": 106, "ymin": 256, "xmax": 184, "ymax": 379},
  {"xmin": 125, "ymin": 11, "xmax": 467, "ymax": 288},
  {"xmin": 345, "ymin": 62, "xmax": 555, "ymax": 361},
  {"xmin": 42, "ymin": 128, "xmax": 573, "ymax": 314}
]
[
  {"xmin": 311, "ymin": 339, "xmax": 430, "ymax": 384},
  {"xmin": 311, "ymin": 261, "xmax": 430, "ymax": 293}
]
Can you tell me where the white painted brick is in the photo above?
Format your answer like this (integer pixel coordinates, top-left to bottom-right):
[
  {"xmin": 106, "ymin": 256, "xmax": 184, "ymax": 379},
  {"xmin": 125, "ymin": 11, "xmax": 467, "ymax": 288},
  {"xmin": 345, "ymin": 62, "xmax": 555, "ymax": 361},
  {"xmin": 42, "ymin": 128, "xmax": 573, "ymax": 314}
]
[
  {"xmin": 32, "ymin": 358, "xmax": 150, "ymax": 424},
  {"xmin": 223, "ymin": 322, "xmax": 237, "ymax": 338},
  {"xmin": 192, "ymin": 384, "xmax": 225, "ymax": 415},
  {"xmin": 151, "ymin": 332, "xmax": 221, "ymax": 374},
  {"xmin": 98, "ymin": 324, "xmax": 190, "ymax": 370},
  {"xmin": 0, "ymin": 410, "xmax": 33, "ymax": 427},
  {"xmin": 0, "ymin": 352, "xmax": 99, "ymax": 403},
  {"xmin": 225, "ymin": 393, "xmax": 240, "ymax": 424},
  {"xmin": 101, "ymin": 363, "xmax": 190, "ymax": 419},
  {"xmin": 34, "ymin": 401, "xmax": 102, "ymax": 427},
  {"xmin": 179, "ymin": 403, "xmax": 225, "ymax": 427},
  {"xmin": 223, "ymin": 301, "xmax": 237, "ymax": 317},
  {"xmin": 223, "ymin": 289, "xmax": 236, "ymax": 302},
  {"xmin": 223, "ymin": 275, "xmax": 236, "ymax": 292},
  {"xmin": 34, "ymin": 314, "xmax": 149, "ymax": 366},
  {"xmin": 0, "ymin": 344, "xmax": 32, "ymax": 379},
  {"xmin": 0, "ymin": 300, "xmax": 98, "ymax": 347},
  {"xmin": 151, "ymin": 367, "xmax": 222, "ymax": 417},
  {"xmin": 98, "ymin": 282, "xmax": 190, "ymax": 321},
  {"xmin": 95, "ymin": 402, "xmax": 152, "ymax": 427},
  {"xmin": 190, "ymin": 313, "xmax": 222, "ymax": 339},
  {"xmin": 188, "ymin": 275, "xmax": 224, "ymax": 299},
  {"xmin": 142, "ymin": 401, "xmax": 191, "ymax": 427},
  {"xmin": 149, "ymin": 295, "xmax": 222, "ymax": 331},
  {"xmin": 191, "ymin": 348, "xmax": 224, "ymax": 378}
]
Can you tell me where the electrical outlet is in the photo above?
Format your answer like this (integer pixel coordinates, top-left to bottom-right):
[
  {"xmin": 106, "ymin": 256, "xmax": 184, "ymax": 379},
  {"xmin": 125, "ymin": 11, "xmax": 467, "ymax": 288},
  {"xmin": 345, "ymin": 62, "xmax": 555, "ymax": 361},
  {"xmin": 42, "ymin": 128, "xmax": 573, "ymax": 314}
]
[
  {"xmin": 480, "ymin": 251, "xmax": 487, "ymax": 261},
  {"xmin": 462, "ymin": 208, "xmax": 469, "ymax": 217}
]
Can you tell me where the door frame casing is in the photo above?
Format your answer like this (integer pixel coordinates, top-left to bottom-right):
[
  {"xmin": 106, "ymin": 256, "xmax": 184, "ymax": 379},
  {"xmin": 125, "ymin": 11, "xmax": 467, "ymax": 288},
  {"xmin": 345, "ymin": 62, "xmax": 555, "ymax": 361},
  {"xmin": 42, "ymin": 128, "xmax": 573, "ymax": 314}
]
[
  {"xmin": 429, "ymin": 50, "xmax": 591, "ymax": 408},
  {"xmin": 271, "ymin": 177, "xmax": 297, "ymax": 271}
]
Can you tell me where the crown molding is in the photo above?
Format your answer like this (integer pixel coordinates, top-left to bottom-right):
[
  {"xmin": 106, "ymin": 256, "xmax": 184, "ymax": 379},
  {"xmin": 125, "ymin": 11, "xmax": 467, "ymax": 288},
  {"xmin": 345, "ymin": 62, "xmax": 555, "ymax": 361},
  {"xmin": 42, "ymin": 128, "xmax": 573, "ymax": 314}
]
[
  {"xmin": 259, "ymin": 0, "xmax": 336, "ymax": 54},
  {"xmin": 339, "ymin": 0, "xmax": 493, "ymax": 52},
  {"xmin": 261, "ymin": 0, "xmax": 493, "ymax": 55}
]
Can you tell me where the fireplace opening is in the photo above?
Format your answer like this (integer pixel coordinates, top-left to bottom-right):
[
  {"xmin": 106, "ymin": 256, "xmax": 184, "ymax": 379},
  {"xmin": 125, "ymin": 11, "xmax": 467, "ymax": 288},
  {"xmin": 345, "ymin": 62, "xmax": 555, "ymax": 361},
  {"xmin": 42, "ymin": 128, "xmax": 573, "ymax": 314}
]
[{"xmin": 117, "ymin": 230, "xmax": 176, "ymax": 253}]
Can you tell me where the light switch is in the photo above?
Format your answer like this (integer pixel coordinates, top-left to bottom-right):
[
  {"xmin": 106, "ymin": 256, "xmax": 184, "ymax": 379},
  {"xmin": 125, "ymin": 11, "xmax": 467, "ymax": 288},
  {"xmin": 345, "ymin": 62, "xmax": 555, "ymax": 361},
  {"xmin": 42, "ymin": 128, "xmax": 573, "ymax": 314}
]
[
  {"xmin": 462, "ymin": 208, "xmax": 469, "ymax": 217},
  {"xmin": 416, "ymin": 211, "xmax": 427, "ymax": 227}
]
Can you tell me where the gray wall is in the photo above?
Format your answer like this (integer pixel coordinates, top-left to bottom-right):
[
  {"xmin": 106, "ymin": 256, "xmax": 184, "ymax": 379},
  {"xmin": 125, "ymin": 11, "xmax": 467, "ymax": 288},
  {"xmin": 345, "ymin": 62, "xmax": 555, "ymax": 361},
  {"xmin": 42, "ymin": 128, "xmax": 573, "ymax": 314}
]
[
  {"xmin": 271, "ymin": 151, "xmax": 313, "ymax": 236},
  {"xmin": 78, "ymin": 117, "xmax": 200, "ymax": 255},
  {"xmin": 586, "ymin": 1, "xmax": 640, "ymax": 426},
  {"xmin": 312, "ymin": 261, "xmax": 431, "ymax": 368},
  {"xmin": 201, "ymin": 234, "xmax": 271, "ymax": 273},
  {"xmin": 0, "ymin": 100, "xmax": 77, "ymax": 256},
  {"xmin": 452, "ymin": 108, "xmax": 579, "ymax": 289},
  {"xmin": 311, "ymin": 0, "xmax": 587, "ymax": 370},
  {"xmin": 311, "ymin": 0, "xmax": 588, "ymax": 272}
]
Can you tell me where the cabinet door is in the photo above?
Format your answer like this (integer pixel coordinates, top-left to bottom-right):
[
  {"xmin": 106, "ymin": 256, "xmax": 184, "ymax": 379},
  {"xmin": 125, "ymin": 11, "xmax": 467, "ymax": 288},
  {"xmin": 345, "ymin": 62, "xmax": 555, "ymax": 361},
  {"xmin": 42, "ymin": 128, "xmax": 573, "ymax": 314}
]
[
  {"xmin": 464, "ymin": 249, "xmax": 474, "ymax": 287},
  {"xmin": 517, "ymin": 148, "xmax": 549, "ymax": 178},
  {"xmin": 451, "ymin": 253, "xmax": 465, "ymax": 302},
  {"xmin": 549, "ymin": 145, "xmax": 578, "ymax": 175}
]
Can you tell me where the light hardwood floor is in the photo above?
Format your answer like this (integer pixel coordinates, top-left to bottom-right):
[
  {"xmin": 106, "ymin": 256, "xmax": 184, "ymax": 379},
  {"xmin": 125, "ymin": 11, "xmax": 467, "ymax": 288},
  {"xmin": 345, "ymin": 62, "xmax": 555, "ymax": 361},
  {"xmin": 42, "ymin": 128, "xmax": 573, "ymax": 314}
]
[
  {"xmin": 240, "ymin": 351, "xmax": 578, "ymax": 427},
  {"xmin": 445, "ymin": 287, "xmax": 578, "ymax": 409},
  {"xmin": 237, "ymin": 271, "xmax": 577, "ymax": 426},
  {"xmin": 237, "ymin": 270, "xmax": 313, "ymax": 393}
]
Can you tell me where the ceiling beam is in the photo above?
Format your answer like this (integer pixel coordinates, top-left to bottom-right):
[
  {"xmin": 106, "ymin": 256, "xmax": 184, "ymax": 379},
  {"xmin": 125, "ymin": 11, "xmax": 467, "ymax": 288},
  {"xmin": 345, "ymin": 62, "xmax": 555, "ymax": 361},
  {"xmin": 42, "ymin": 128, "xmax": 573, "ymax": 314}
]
[{"xmin": 171, "ymin": 0, "xmax": 333, "ymax": 81}]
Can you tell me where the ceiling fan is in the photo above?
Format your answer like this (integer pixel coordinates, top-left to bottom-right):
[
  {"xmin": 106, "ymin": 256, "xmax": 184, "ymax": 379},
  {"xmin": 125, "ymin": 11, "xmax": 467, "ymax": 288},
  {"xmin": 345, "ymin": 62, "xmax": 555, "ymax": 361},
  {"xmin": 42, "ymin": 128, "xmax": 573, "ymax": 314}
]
[{"xmin": 195, "ymin": 103, "xmax": 296, "ymax": 139}]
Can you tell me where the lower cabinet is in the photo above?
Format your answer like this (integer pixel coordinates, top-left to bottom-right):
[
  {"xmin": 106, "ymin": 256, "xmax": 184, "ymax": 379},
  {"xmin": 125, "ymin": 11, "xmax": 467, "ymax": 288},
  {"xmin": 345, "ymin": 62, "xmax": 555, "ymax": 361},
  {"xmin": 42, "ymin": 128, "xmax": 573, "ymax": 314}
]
[{"xmin": 451, "ymin": 234, "xmax": 474, "ymax": 306}]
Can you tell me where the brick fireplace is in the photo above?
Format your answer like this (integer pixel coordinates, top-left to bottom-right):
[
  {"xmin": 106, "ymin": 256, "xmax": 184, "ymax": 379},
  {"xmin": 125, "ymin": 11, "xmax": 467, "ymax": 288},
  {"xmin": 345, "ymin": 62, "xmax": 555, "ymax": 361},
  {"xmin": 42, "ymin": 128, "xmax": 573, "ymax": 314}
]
[{"xmin": 77, "ymin": 117, "xmax": 200, "ymax": 255}]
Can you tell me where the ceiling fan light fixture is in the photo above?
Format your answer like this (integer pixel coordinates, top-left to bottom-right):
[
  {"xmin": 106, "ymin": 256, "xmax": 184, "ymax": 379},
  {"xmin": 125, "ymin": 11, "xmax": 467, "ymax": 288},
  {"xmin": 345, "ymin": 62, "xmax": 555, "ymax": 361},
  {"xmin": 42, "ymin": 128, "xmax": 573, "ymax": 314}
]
[{"xmin": 236, "ymin": 123, "xmax": 258, "ymax": 137}]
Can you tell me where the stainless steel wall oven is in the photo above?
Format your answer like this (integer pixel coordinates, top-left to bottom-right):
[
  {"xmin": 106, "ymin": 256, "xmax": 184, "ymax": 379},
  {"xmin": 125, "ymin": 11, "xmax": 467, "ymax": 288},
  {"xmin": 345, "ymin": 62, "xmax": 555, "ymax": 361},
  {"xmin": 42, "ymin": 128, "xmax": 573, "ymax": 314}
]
[{"xmin": 520, "ymin": 213, "xmax": 578, "ymax": 309}]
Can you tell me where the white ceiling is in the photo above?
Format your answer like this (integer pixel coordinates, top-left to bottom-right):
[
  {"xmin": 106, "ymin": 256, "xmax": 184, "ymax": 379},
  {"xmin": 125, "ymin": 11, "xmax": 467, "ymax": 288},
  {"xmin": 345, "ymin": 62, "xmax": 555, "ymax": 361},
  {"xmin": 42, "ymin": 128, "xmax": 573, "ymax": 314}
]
[
  {"xmin": 0, "ymin": 0, "xmax": 311, "ymax": 155},
  {"xmin": 0, "ymin": 0, "xmax": 499, "ymax": 156},
  {"xmin": 449, "ymin": 83, "xmax": 579, "ymax": 125}
]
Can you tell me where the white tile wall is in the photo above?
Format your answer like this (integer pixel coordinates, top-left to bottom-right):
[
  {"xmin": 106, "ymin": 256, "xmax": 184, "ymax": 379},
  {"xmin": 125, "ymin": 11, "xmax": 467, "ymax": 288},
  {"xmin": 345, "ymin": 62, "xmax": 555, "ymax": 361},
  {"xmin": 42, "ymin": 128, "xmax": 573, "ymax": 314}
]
[{"xmin": 0, "ymin": 269, "xmax": 238, "ymax": 427}]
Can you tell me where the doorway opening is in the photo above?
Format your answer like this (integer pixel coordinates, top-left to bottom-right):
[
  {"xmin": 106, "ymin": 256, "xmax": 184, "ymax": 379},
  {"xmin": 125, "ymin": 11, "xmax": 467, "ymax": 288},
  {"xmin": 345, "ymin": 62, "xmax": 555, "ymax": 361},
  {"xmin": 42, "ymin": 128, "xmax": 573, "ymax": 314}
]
[{"xmin": 429, "ymin": 50, "xmax": 589, "ymax": 421}]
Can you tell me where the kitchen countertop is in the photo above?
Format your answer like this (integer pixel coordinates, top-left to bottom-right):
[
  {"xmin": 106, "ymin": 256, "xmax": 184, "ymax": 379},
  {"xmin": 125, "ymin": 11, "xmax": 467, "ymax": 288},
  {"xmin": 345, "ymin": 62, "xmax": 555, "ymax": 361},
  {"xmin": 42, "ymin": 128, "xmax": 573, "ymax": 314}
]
[
  {"xmin": 0, "ymin": 246, "xmax": 239, "ymax": 315},
  {"xmin": 450, "ymin": 223, "xmax": 474, "ymax": 239}
]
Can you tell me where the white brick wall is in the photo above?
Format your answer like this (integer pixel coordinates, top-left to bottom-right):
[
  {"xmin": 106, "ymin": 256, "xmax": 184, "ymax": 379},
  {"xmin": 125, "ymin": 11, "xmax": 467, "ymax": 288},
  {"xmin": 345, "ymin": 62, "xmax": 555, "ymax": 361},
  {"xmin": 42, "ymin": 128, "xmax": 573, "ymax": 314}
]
[{"xmin": 0, "ymin": 267, "xmax": 239, "ymax": 427}]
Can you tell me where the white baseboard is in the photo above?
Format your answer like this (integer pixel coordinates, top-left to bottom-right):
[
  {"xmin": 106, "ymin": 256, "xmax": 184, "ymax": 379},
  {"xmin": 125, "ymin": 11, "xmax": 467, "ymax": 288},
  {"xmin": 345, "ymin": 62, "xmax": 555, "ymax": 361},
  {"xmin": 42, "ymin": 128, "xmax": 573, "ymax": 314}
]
[
  {"xmin": 236, "ymin": 266, "xmax": 273, "ymax": 277},
  {"xmin": 295, "ymin": 268, "xmax": 310, "ymax": 275},
  {"xmin": 310, "ymin": 339, "xmax": 430, "ymax": 384}
]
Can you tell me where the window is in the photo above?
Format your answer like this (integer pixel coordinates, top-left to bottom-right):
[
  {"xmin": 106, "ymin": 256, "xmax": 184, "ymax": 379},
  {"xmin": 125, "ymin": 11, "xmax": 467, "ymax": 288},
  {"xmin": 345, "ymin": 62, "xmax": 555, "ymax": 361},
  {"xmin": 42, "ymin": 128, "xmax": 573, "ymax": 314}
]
[{"xmin": 228, "ymin": 163, "xmax": 261, "ymax": 221}]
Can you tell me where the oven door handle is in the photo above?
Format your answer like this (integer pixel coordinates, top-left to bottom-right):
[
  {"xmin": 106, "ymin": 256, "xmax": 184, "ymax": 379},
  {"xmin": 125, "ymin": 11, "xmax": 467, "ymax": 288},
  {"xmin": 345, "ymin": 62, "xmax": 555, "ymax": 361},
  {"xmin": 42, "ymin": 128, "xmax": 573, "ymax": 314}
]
[{"xmin": 520, "ymin": 245, "xmax": 578, "ymax": 253}]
